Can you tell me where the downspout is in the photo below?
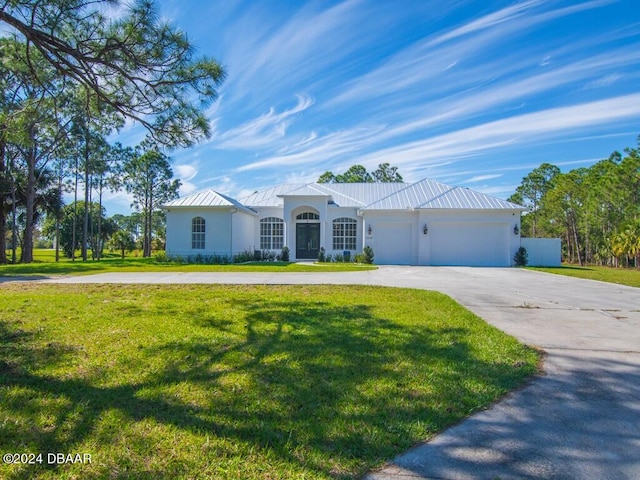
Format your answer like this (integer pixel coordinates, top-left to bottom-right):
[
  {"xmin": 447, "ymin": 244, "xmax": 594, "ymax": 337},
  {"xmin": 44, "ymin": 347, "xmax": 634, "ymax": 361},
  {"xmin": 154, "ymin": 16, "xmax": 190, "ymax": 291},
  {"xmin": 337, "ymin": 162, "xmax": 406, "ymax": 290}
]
[
  {"xmin": 230, "ymin": 208, "xmax": 237, "ymax": 259},
  {"xmin": 357, "ymin": 208, "xmax": 365, "ymax": 251}
]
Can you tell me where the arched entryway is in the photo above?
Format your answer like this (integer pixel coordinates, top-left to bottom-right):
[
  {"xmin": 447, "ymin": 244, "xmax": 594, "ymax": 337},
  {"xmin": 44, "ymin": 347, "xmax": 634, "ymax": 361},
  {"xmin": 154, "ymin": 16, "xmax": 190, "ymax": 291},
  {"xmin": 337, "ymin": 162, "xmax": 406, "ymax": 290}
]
[{"xmin": 294, "ymin": 211, "xmax": 320, "ymax": 259}]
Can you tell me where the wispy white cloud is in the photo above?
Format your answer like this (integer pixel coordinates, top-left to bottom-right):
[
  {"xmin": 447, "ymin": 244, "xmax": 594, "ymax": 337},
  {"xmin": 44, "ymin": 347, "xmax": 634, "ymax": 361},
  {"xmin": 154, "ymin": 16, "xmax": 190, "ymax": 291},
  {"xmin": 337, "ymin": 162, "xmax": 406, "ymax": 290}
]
[
  {"xmin": 582, "ymin": 73, "xmax": 623, "ymax": 89},
  {"xmin": 466, "ymin": 174, "xmax": 503, "ymax": 183},
  {"xmin": 173, "ymin": 163, "xmax": 200, "ymax": 195},
  {"xmin": 174, "ymin": 164, "xmax": 198, "ymax": 181},
  {"xmin": 373, "ymin": 47, "xmax": 640, "ymax": 142},
  {"xmin": 326, "ymin": 1, "xmax": 551, "ymax": 108},
  {"xmin": 212, "ymin": 95, "xmax": 314, "ymax": 149},
  {"xmin": 355, "ymin": 93, "xmax": 640, "ymax": 169},
  {"xmin": 327, "ymin": 0, "xmax": 627, "ymax": 120},
  {"xmin": 236, "ymin": 125, "xmax": 386, "ymax": 172},
  {"xmin": 431, "ymin": 0, "xmax": 544, "ymax": 46},
  {"xmin": 223, "ymin": 0, "xmax": 374, "ymax": 109},
  {"xmin": 101, "ymin": 0, "xmax": 640, "ymax": 214}
]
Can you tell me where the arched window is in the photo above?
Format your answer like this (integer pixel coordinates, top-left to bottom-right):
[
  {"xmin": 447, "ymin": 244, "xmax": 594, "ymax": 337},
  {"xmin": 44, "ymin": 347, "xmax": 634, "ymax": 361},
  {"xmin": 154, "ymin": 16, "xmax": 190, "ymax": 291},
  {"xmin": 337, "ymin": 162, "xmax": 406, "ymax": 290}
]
[
  {"xmin": 260, "ymin": 217, "xmax": 284, "ymax": 250},
  {"xmin": 296, "ymin": 212, "xmax": 319, "ymax": 220},
  {"xmin": 333, "ymin": 217, "xmax": 357, "ymax": 250},
  {"xmin": 192, "ymin": 217, "xmax": 206, "ymax": 249}
]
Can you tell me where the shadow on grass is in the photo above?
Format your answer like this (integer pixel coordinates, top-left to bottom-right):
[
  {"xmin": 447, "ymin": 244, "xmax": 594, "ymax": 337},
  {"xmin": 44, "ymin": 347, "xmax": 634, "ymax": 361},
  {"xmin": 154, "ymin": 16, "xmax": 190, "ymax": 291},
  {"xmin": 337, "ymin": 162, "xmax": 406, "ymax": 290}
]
[
  {"xmin": 0, "ymin": 298, "xmax": 535, "ymax": 479},
  {"xmin": 0, "ymin": 257, "xmax": 152, "ymax": 277},
  {"xmin": 532, "ymin": 266, "xmax": 595, "ymax": 271}
]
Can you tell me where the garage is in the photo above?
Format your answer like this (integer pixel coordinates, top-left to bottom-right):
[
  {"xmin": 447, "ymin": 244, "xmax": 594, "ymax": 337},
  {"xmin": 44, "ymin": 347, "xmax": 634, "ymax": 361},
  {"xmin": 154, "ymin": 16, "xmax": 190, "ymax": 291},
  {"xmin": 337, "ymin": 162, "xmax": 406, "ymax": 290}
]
[
  {"xmin": 429, "ymin": 222, "xmax": 510, "ymax": 267},
  {"xmin": 374, "ymin": 222, "xmax": 413, "ymax": 265}
]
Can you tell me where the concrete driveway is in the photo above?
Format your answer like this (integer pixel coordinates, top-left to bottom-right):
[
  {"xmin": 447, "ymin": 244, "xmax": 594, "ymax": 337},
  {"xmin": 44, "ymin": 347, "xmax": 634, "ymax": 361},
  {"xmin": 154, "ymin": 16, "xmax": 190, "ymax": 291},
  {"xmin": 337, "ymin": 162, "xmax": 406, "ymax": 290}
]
[{"xmin": 43, "ymin": 267, "xmax": 640, "ymax": 479}]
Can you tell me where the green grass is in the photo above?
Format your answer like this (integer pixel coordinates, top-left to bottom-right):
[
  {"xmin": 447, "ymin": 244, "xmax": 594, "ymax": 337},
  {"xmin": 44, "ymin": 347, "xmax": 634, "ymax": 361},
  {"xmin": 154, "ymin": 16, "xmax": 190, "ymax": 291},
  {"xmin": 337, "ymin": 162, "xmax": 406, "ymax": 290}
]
[
  {"xmin": 531, "ymin": 265, "xmax": 640, "ymax": 288},
  {"xmin": 0, "ymin": 284, "xmax": 540, "ymax": 480},
  {"xmin": 0, "ymin": 249, "xmax": 376, "ymax": 277}
]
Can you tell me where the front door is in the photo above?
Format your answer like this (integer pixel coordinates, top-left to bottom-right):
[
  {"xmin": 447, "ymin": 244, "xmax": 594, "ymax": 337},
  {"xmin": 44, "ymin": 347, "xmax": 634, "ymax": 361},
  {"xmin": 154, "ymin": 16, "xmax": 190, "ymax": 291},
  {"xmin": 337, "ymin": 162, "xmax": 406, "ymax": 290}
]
[{"xmin": 296, "ymin": 223, "xmax": 320, "ymax": 259}]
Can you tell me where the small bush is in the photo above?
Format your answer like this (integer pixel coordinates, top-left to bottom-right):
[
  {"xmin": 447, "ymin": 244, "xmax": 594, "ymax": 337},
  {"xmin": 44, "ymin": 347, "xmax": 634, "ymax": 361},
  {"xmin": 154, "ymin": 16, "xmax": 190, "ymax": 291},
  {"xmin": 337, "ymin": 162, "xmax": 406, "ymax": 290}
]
[
  {"xmin": 263, "ymin": 250, "xmax": 277, "ymax": 262},
  {"xmin": 280, "ymin": 246, "xmax": 290, "ymax": 262},
  {"xmin": 154, "ymin": 251, "xmax": 170, "ymax": 263},
  {"xmin": 317, "ymin": 247, "xmax": 326, "ymax": 263},
  {"xmin": 233, "ymin": 249, "xmax": 255, "ymax": 263},
  {"xmin": 513, "ymin": 246, "xmax": 528, "ymax": 266},
  {"xmin": 363, "ymin": 245, "xmax": 374, "ymax": 264},
  {"xmin": 207, "ymin": 254, "xmax": 230, "ymax": 264},
  {"xmin": 325, "ymin": 254, "xmax": 333, "ymax": 263},
  {"xmin": 334, "ymin": 253, "xmax": 344, "ymax": 263},
  {"xmin": 354, "ymin": 253, "xmax": 366, "ymax": 264}
]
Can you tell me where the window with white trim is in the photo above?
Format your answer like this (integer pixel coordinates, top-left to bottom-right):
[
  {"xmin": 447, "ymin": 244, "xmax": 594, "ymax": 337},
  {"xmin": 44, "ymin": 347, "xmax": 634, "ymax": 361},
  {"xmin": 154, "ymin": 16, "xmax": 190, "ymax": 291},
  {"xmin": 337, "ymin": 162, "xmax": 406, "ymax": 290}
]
[
  {"xmin": 296, "ymin": 212, "xmax": 319, "ymax": 220},
  {"xmin": 192, "ymin": 217, "xmax": 205, "ymax": 249},
  {"xmin": 332, "ymin": 217, "xmax": 357, "ymax": 250},
  {"xmin": 260, "ymin": 217, "xmax": 284, "ymax": 250}
]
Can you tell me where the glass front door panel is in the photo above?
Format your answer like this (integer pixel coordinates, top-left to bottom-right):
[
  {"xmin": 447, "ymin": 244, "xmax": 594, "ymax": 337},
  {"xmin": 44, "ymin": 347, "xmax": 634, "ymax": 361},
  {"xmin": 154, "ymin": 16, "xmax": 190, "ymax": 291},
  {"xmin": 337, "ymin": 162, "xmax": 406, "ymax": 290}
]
[{"xmin": 296, "ymin": 223, "xmax": 320, "ymax": 259}]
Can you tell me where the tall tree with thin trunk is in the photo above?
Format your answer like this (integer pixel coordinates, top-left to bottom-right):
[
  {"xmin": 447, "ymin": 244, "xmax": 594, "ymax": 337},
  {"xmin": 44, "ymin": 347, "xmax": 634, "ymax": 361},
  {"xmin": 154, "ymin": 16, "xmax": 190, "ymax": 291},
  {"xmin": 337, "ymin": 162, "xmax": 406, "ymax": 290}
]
[
  {"xmin": 0, "ymin": 0, "xmax": 226, "ymax": 147},
  {"xmin": 0, "ymin": 1, "xmax": 225, "ymax": 262},
  {"xmin": 123, "ymin": 148, "xmax": 180, "ymax": 257},
  {"xmin": 508, "ymin": 163, "xmax": 560, "ymax": 238}
]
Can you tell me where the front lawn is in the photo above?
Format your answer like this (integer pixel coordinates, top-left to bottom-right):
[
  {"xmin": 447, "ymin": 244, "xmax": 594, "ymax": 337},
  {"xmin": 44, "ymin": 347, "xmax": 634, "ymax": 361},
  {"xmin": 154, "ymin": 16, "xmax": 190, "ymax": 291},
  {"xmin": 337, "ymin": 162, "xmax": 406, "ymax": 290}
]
[
  {"xmin": 531, "ymin": 265, "xmax": 640, "ymax": 288},
  {"xmin": 0, "ymin": 284, "xmax": 539, "ymax": 479},
  {"xmin": 0, "ymin": 250, "xmax": 376, "ymax": 277}
]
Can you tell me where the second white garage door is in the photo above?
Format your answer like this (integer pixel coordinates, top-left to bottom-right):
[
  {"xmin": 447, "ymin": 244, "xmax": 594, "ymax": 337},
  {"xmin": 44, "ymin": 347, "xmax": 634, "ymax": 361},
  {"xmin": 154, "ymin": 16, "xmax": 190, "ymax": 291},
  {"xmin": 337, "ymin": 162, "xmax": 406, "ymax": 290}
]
[{"xmin": 429, "ymin": 222, "xmax": 510, "ymax": 266}]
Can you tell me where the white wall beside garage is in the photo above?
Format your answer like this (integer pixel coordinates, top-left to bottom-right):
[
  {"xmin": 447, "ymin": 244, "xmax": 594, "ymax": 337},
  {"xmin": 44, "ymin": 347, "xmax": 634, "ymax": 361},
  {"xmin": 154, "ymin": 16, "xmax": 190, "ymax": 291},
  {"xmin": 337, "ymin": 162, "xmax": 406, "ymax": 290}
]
[{"xmin": 521, "ymin": 237, "xmax": 562, "ymax": 266}]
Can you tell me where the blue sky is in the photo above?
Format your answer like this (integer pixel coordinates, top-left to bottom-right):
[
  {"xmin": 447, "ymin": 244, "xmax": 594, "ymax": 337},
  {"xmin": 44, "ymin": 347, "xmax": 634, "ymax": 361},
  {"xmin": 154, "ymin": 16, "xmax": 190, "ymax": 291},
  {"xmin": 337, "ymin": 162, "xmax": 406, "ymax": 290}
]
[{"xmin": 108, "ymin": 0, "xmax": 640, "ymax": 215}]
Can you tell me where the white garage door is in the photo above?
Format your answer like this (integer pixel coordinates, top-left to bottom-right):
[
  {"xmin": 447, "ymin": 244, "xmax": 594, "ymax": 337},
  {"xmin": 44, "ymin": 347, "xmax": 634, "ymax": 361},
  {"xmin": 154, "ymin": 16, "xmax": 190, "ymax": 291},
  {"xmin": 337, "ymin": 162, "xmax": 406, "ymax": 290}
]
[
  {"xmin": 375, "ymin": 223, "xmax": 412, "ymax": 265},
  {"xmin": 430, "ymin": 222, "xmax": 509, "ymax": 266}
]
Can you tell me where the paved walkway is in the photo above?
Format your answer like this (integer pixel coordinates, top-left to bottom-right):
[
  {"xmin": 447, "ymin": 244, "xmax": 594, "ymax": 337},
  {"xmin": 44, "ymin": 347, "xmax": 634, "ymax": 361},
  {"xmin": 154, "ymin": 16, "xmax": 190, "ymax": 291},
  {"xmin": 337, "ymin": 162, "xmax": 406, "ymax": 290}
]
[{"xmin": 42, "ymin": 267, "xmax": 640, "ymax": 479}]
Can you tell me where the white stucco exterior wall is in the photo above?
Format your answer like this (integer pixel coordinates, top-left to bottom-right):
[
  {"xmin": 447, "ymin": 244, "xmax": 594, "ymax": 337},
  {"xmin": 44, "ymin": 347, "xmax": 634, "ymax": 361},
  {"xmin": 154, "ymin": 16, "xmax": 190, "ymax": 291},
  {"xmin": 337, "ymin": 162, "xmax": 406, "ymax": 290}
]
[
  {"xmin": 231, "ymin": 210, "xmax": 258, "ymax": 255},
  {"xmin": 165, "ymin": 207, "xmax": 233, "ymax": 257}
]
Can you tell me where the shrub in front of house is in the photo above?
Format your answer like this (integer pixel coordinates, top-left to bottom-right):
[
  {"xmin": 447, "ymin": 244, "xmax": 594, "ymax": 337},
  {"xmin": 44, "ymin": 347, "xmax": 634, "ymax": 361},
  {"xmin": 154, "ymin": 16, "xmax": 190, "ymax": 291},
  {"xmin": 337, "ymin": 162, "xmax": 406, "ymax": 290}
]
[
  {"xmin": 234, "ymin": 249, "xmax": 257, "ymax": 263},
  {"xmin": 363, "ymin": 246, "xmax": 374, "ymax": 264},
  {"xmin": 155, "ymin": 251, "xmax": 170, "ymax": 263},
  {"xmin": 513, "ymin": 246, "xmax": 528, "ymax": 267}
]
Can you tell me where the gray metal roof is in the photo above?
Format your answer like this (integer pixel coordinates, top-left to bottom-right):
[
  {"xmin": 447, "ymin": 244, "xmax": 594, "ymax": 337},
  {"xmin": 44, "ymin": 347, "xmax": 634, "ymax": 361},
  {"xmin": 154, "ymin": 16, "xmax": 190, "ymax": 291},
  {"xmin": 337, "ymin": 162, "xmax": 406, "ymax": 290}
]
[
  {"xmin": 316, "ymin": 183, "xmax": 408, "ymax": 207},
  {"xmin": 164, "ymin": 190, "xmax": 257, "ymax": 215},
  {"xmin": 362, "ymin": 179, "xmax": 448, "ymax": 210},
  {"xmin": 239, "ymin": 184, "xmax": 307, "ymax": 207},
  {"xmin": 363, "ymin": 178, "xmax": 522, "ymax": 210},
  {"xmin": 167, "ymin": 179, "xmax": 523, "ymax": 212},
  {"xmin": 419, "ymin": 186, "xmax": 522, "ymax": 209},
  {"xmin": 278, "ymin": 184, "xmax": 331, "ymax": 197}
]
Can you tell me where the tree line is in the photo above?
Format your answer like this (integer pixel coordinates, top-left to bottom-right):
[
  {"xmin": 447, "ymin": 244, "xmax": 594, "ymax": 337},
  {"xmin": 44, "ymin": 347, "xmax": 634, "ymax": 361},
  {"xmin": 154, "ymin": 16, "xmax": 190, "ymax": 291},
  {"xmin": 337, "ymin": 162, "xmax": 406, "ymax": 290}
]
[
  {"xmin": 510, "ymin": 136, "xmax": 640, "ymax": 267},
  {"xmin": 0, "ymin": 0, "xmax": 225, "ymax": 263},
  {"xmin": 318, "ymin": 163, "xmax": 403, "ymax": 183}
]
